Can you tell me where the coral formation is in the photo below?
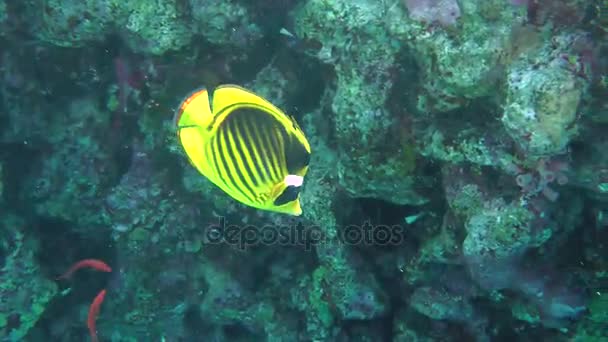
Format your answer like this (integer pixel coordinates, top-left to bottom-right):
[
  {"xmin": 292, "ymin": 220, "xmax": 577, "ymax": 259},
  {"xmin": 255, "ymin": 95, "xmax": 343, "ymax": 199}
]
[
  {"xmin": 294, "ymin": 0, "xmax": 427, "ymax": 205},
  {"xmin": 0, "ymin": 215, "xmax": 57, "ymax": 340},
  {"xmin": 502, "ymin": 32, "xmax": 589, "ymax": 157},
  {"xmin": 21, "ymin": 97, "xmax": 118, "ymax": 229},
  {"xmin": 28, "ymin": 0, "xmax": 261, "ymax": 55}
]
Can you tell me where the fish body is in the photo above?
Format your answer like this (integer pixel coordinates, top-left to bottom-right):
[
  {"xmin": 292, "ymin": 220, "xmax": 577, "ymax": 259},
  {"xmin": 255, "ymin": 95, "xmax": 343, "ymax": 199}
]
[
  {"xmin": 57, "ymin": 259, "xmax": 112, "ymax": 279},
  {"xmin": 88, "ymin": 289, "xmax": 106, "ymax": 342},
  {"xmin": 175, "ymin": 84, "xmax": 311, "ymax": 215}
]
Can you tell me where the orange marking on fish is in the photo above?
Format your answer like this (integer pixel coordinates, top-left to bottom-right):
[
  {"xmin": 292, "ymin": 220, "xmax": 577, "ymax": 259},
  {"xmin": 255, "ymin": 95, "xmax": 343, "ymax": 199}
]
[
  {"xmin": 56, "ymin": 259, "xmax": 112, "ymax": 280},
  {"xmin": 174, "ymin": 88, "xmax": 208, "ymax": 128},
  {"xmin": 88, "ymin": 289, "xmax": 106, "ymax": 342}
]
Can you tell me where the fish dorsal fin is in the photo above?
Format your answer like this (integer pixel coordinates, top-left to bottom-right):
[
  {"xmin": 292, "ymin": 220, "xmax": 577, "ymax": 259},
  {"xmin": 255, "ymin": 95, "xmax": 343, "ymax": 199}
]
[
  {"xmin": 213, "ymin": 84, "xmax": 284, "ymax": 120},
  {"xmin": 289, "ymin": 115, "xmax": 303, "ymax": 133}
]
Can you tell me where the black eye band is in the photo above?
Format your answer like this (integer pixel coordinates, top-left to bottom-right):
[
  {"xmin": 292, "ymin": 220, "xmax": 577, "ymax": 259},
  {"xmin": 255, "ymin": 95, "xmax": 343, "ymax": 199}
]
[{"xmin": 274, "ymin": 185, "xmax": 301, "ymax": 206}]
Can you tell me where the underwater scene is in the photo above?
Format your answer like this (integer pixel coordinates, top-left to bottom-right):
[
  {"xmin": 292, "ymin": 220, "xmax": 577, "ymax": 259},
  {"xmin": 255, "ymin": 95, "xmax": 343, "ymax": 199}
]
[{"xmin": 0, "ymin": 0, "xmax": 607, "ymax": 341}]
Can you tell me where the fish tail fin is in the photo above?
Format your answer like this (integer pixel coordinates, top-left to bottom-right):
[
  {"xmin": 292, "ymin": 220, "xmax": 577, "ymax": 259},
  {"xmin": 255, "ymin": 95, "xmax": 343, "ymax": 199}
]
[
  {"xmin": 175, "ymin": 87, "xmax": 214, "ymax": 132},
  {"xmin": 175, "ymin": 88, "xmax": 213, "ymax": 173},
  {"xmin": 56, "ymin": 268, "xmax": 74, "ymax": 280}
]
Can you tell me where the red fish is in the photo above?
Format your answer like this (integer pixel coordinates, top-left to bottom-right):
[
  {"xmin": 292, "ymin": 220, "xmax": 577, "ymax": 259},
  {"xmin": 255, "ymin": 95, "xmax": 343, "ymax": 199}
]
[
  {"xmin": 56, "ymin": 259, "xmax": 112, "ymax": 280},
  {"xmin": 88, "ymin": 289, "xmax": 107, "ymax": 342}
]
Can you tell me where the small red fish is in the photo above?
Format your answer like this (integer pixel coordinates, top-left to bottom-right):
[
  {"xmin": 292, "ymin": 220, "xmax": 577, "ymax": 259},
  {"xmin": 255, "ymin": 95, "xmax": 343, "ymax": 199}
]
[
  {"xmin": 88, "ymin": 289, "xmax": 106, "ymax": 342},
  {"xmin": 56, "ymin": 259, "xmax": 112, "ymax": 280}
]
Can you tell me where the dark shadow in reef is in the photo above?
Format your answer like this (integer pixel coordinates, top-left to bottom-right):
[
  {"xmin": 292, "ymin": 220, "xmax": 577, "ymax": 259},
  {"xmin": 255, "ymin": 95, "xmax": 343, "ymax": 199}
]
[{"xmin": 26, "ymin": 217, "xmax": 115, "ymax": 340}]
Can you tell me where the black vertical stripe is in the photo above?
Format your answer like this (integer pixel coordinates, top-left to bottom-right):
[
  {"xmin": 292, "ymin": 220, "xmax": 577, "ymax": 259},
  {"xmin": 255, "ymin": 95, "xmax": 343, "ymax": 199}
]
[
  {"xmin": 218, "ymin": 126, "xmax": 252, "ymax": 202},
  {"xmin": 278, "ymin": 125, "xmax": 291, "ymax": 169},
  {"xmin": 223, "ymin": 120, "xmax": 256, "ymax": 201},
  {"xmin": 229, "ymin": 116, "xmax": 259, "ymax": 187},
  {"xmin": 239, "ymin": 113, "xmax": 268, "ymax": 184},
  {"xmin": 249, "ymin": 113, "xmax": 276, "ymax": 181},
  {"xmin": 254, "ymin": 114, "xmax": 279, "ymax": 182},
  {"xmin": 210, "ymin": 136, "xmax": 228, "ymax": 188},
  {"xmin": 216, "ymin": 128, "xmax": 235, "ymax": 189},
  {"xmin": 268, "ymin": 122, "xmax": 285, "ymax": 176},
  {"xmin": 262, "ymin": 119, "xmax": 284, "ymax": 180}
]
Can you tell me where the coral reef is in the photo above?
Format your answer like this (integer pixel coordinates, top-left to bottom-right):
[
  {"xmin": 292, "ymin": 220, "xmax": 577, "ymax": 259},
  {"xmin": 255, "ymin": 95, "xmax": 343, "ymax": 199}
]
[
  {"xmin": 20, "ymin": 97, "xmax": 118, "ymax": 229},
  {"xmin": 404, "ymin": 0, "xmax": 519, "ymax": 112},
  {"xmin": 28, "ymin": 0, "xmax": 261, "ymax": 55},
  {"xmin": 502, "ymin": 32, "xmax": 589, "ymax": 157},
  {"xmin": 294, "ymin": 0, "xmax": 427, "ymax": 205},
  {"xmin": 0, "ymin": 215, "xmax": 57, "ymax": 340},
  {"xmin": 189, "ymin": 0, "xmax": 262, "ymax": 48}
]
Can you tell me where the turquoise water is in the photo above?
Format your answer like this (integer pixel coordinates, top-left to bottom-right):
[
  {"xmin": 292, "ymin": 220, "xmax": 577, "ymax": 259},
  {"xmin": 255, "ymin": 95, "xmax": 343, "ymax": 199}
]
[{"xmin": 0, "ymin": 0, "xmax": 607, "ymax": 341}]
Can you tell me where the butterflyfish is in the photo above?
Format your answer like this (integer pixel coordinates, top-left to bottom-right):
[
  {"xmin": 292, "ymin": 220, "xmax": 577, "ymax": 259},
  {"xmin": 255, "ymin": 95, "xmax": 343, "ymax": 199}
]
[{"xmin": 174, "ymin": 84, "xmax": 311, "ymax": 216}]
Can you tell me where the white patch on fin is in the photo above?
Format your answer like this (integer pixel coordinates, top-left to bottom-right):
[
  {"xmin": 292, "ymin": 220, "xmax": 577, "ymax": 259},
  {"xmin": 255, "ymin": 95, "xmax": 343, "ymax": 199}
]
[{"xmin": 284, "ymin": 174, "xmax": 303, "ymax": 187}]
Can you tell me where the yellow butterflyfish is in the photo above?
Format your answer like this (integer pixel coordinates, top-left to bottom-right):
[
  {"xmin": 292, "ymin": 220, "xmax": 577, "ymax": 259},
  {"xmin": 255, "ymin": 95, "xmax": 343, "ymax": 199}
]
[{"xmin": 175, "ymin": 84, "xmax": 311, "ymax": 216}]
